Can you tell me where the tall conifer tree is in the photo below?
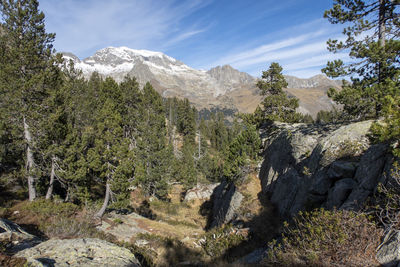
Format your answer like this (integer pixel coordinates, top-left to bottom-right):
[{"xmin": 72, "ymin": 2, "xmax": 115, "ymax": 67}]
[
  {"xmin": 0, "ymin": 0, "xmax": 60, "ymax": 200},
  {"xmin": 322, "ymin": 0, "xmax": 400, "ymax": 119}
]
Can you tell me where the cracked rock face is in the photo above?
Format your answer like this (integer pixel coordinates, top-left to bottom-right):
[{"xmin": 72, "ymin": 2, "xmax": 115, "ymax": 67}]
[
  {"xmin": 15, "ymin": 238, "xmax": 140, "ymax": 267},
  {"xmin": 184, "ymin": 183, "xmax": 219, "ymax": 202},
  {"xmin": 259, "ymin": 120, "xmax": 391, "ymax": 218},
  {"xmin": 209, "ymin": 181, "xmax": 244, "ymax": 228}
]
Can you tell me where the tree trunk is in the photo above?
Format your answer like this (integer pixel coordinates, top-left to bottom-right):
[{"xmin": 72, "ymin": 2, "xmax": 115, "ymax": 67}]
[
  {"xmin": 24, "ymin": 117, "xmax": 36, "ymax": 201},
  {"xmin": 378, "ymin": 0, "xmax": 386, "ymax": 48},
  {"xmin": 376, "ymin": 0, "xmax": 387, "ymax": 116},
  {"xmin": 45, "ymin": 157, "xmax": 56, "ymax": 200},
  {"xmin": 198, "ymin": 131, "xmax": 201, "ymax": 159},
  {"xmin": 95, "ymin": 181, "xmax": 111, "ymax": 218}
]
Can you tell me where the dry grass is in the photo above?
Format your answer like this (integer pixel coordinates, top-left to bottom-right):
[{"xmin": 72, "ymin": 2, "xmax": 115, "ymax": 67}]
[
  {"xmin": 264, "ymin": 209, "xmax": 382, "ymax": 267},
  {"xmin": 7, "ymin": 200, "xmax": 111, "ymax": 241}
]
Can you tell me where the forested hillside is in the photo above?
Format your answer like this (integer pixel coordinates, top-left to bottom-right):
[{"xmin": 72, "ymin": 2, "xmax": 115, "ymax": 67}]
[{"xmin": 0, "ymin": 0, "xmax": 261, "ymax": 216}]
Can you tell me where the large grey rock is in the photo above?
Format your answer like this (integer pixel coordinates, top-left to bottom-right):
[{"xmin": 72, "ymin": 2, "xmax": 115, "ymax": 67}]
[
  {"xmin": 340, "ymin": 144, "xmax": 388, "ymax": 210},
  {"xmin": 15, "ymin": 238, "xmax": 140, "ymax": 267},
  {"xmin": 96, "ymin": 212, "xmax": 148, "ymax": 243},
  {"xmin": 325, "ymin": 178, "xmax": 357, "ymax": 209},
  {"xmin": 355, "ymin": 144, "xmax": 388, "ymax": 190},
  {"xmin": 0, "ymin": 218, "xmax": 40, "ymax": 252},
  {"xmin": 210, "ymin": 181, "xmax": 243, "ymax": 228},
  {"xmin": 310, "ymin": 169, "xmax": 332, "ymax": 195},
  {"xmin": 327, "ymin": 161, "xmax": 357, "ymax": 180},
  {"xmin": 270, "ymin": 168, "xmax": 304, "ymax": 218},
  {"xmin": 259, "ymin": 122, "xmax": 322, "ymax": 194},
  {"xmin": 376, "ymin": 230, "xmax": 400, "ymax": 267},
  {"xmin": 184, "ymin": 183, "xmax": 219, "ymax": 202},
  {"xmin": 317, "ymin": 121, "xmax": 371, "ymax": 167},
  {"xmin": 258, "ymin": 120, "xmax": 389, "ymax": 218}
]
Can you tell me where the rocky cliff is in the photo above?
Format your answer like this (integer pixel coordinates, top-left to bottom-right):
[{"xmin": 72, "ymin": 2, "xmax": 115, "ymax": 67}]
[{"xmin": 258, "ymin": 120, "xmax": 395, "ymax": 218}]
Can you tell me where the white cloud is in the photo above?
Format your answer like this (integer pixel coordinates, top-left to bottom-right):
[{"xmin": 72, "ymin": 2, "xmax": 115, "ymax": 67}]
[
  {"xmin": 40, "ymin": 0, "xmax": 209, "ymax": 58},
  {"xmin": 163, "ymin": 29, "xmax": 206, "ymax": 48},
  {"xmin": 205, "ymin": 18, "xmax": 347, "ymax": 78},
  {"xmin": 283, "ymin": 52, "xmax": 349, "ymax": 71},
  {"xmin": 212, "ymin": 30, "xmax": 327, "ymax": 67}
]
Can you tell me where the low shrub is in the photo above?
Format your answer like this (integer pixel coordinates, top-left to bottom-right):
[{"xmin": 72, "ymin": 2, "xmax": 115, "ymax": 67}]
[
  {"xmin": 197, "ymin": 225, "xmax": 247, "ymax": 259},
  {"xmin": 121, "ymin": 242, "xmax": 156, "ymax": 267},
  {"xmin": 41, "ymin": 216, "xmax": 112, "ymax": 240},
  {"xmin": 368, "ymin": 161, "xmax": 400, "ymax": 231},
  {"xmin": 263, "ymin": 209, "xmax": 382, "ymax": 266},
  {"xmin": 21, "ymin": 199, "xmax": 79, "ymax": 219}
]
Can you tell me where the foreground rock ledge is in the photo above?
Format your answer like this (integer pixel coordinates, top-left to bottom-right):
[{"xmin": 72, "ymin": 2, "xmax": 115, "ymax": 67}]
[{"xmin": 15, "ymin": 238, "xmax": 140, "ymax": 267}]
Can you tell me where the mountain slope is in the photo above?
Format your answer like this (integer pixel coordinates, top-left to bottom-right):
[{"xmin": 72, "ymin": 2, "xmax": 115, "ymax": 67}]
[{"xmin": 63, "ymin": 47, "xmax": 340, "ymax": 117}]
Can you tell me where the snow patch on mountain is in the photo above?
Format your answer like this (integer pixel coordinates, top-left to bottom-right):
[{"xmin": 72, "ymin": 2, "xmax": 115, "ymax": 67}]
[{"xmin": 61, "ymin": 46, "xmax": 341, "ymax": 116}]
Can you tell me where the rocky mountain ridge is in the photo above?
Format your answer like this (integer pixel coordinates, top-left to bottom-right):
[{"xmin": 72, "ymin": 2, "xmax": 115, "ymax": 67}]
[{"xmin": 63, "ymin": 46, "xmax": 341, "ymax": 116}]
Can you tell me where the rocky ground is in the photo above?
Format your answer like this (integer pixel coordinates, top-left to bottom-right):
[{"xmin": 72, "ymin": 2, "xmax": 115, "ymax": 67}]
[
  {"xmin": 0, "ymin": 168, "xmax": 269, "ymax": 266},
  {"xmin": 2, "ymin": 120, "xmax": 400, "ymax": 266}
]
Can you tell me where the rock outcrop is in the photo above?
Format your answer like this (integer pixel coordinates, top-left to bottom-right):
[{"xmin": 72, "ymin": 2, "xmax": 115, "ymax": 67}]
[
  {"xmin": 96, "ymin": 212, "xmax": 149, "ymax": 243},
  {"xmin": 15, "ymin": 238, "xmax": 140, "ymax": 267},
  {"xmin": 259, "ymin": 120, "xmax": 392, "ymax": 218},
  {"xmin": 376, "ymin": 230, "xmax": 400, "ymax": 267},
  {"xmin": 184, "ymin": 183, "xmax": 219, "ymax": 202},
  {"xmin": 0, "ymin": 218, "xmax": 40, "ymax": 252},
  {"xmin": 209, "ymin": 181, "xmax": 243, "ymax": 228}
]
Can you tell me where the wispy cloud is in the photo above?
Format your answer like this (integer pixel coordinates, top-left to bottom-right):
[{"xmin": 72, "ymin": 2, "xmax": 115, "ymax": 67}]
[
  {"xmin": 212, "ymin": 30, "xmax": 327, "ymax": 67},
  {"xmin": 40, "ymin": 0, "xmax": 347, "ymax": 78},
  {"xmin": 206, "ymin": 19, "xmax": 346, "ymax": 78},
  {"xmin": 40, "ymin": 0, "xmax": 210, "ymax": 58},
  {"xmin": 162, "ymin": 29, "xmax": 207, "ymax": 48}
]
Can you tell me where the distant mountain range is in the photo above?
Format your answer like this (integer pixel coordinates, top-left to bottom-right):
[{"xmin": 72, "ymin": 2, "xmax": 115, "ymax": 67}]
[{"xmin": 62, "ymin": 46, "xmax": 341, "ymax": 117}]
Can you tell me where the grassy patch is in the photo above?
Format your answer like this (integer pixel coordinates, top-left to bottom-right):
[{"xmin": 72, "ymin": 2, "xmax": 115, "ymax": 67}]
[
  {"xmin": 163, "ymin": 219, "xmax": 198, "ymax": 229},
  {"xmin": 150, "ymin": 200, "xmax": 189, "ymax": 216},
  {"xmin": 132, "ymin": 232, "xmax": 204, "ymax": 266}
]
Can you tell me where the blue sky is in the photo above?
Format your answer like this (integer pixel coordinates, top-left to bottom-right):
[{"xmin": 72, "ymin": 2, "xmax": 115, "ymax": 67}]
[{"xmin": 40, "ymin": 0, "xmax": 347, "ymax": 78}]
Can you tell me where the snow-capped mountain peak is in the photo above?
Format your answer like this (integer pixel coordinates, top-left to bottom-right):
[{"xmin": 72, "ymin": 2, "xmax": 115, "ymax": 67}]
[{"xmin": 62, "ymin": 46, "xmax": 341, "ymax": 116}]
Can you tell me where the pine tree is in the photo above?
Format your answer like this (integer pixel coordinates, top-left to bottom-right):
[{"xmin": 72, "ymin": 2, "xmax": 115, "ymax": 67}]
[
  {"xmin": 322, "ymin": 0, "xmax": 400, "ymax": 119},
  {"xmin": 223, "ymin": 124, "xmax": 261, "ymax": 183},
  {"xmin": 87, "ymin": 77, "xmax": 134, "ymax": 217},
  {"xmin": 0, "ymin": 0, "xmax": 60, "ymax": 201},
  {"xmin": 256, "ymin": 62, "xmax": 302, "ymax": 124},
  {"xmin": 134, "ymin": 82, "xmax": 172, "ymax": 198}
]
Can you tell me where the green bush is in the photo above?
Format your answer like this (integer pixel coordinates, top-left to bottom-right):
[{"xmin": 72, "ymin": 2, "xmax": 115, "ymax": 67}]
[
  {"xmin": 198, "ymin": 225, "xmax": 246, "ymax": 258},
  {"xmin": 41, "ymin": 216, "xmax": 111, "ymax": 240},
  {"xmin": 121, "ymin": 242, "xmax": 156, "ymax": 267},
  {"xmin": 368, "ymin": 161, "xmax": 400, "ymax": 231},
  {"xmin": 264, "ymin": 209, "xmax": 382, "ymax": 266},
  {"xmin": 371, "ymin": 97, "xmax": 400, "ymax": 157},
  {"xmin": 21, "ymin": 199, "xmax": 79, "ymax": 219}
]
